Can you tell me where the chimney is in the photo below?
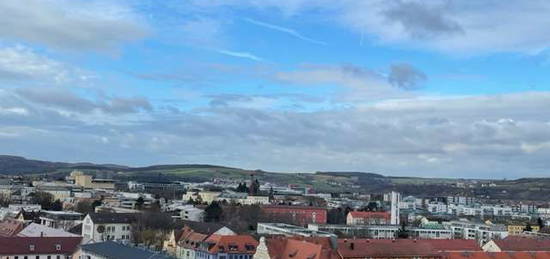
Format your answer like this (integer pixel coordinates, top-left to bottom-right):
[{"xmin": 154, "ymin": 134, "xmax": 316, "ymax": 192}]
[
  {"xmin": 350, "ymin": 242, "xmax": 354, "ymax": 250},
  {"xmin": 40, "ymin": 232, "xmax": 43, "ymax": 237}
]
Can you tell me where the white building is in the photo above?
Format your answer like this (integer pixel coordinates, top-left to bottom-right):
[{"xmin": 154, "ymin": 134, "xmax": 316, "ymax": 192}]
[
  {"xmin": 390, "ymin": 191, "xmax": 401, "ymax": 225},
  {"xmin": 443, "ymin": 220, "xmax": 508, "ymax": 244},
  {"xmin": 257, "ymin": 223, "xmax": 336, "ymax": 237},
  {"xmin": 180, "ymin": 205, "xmax": 205, "ymax": 222},
  {"xmin": 82, "ymin": 213, "xmax": 138, "ymax": 243},
  {"xmin": 39, "ymin": 210, "xmax": 83, "ymax": 231}
]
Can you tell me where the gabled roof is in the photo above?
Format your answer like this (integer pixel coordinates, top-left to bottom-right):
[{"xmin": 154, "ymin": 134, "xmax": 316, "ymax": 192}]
[
  {"xmin": 0, "ymin": 236, "xmax": 82, "ymax": 255},
  {"xmin": 181, "ymin": 220, "xmax": 226, "ymax": 235},
  {"xmin": 265, "ymin": 236, "xmax": 340, "ymax": 259},
  {"xmin": 337, "ymin": 239, "xmax": 481, "ymax": 258},
  {"xmin": 80, "ymin": 241, "xmax": 173, "ymax": 259},
  {"xmin": 17, "ymin": 223, "xmax": 79, "ymax": 237},
  {"xmin": 0, "ymin": 219, "xmax": 25, "ymax": 237},
  {"xmin": 204, "ymin": 234, "xmax": 258, "ymax": 254},
  {"xmin": 494, "ymin": 236, "xmax": 550, "ymax": 251},
  {"xmin": 87, "ymin": 213, "xmax": 138, "ymax": 224},
  {"xmin": 442, "ymin": 251, "xmax": 550, "ymax": 259}
]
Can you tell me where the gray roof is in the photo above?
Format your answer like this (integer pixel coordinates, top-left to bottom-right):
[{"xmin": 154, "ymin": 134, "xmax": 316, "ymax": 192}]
[
  {"xmin": 88, "ymin": 213, "xmax": 139, "ymax": 224},
  {"xmin": 81, "ymin": 241, "xmax": 174, "ymax": 259}
]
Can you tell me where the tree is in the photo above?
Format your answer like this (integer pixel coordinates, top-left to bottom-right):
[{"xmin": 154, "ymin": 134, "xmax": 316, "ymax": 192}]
[
  {"xmin": 538, "ymin": 217, "xmax": 545, "ymax": 229},
  {"xmin": 204, "ymin": 201, "xmax": 223, "ymax": 222},
  {"xmin": 30, "ymin": 192, "xmax": 54, "ymax": 210},
  {"xmin": 50, "ymin": 199, "xmax": 63, "ymax": 211},
  {"xmin": 91, "ymin": 199, "xmax": 103, "ymax": 210},
  {"xmin": 132, "ymin": 212, "xmax": 174, "ymax": 249},
  {"xmin": 397, "ymin": 222, "xmax": 409, "ymax": 238},
  {"xmin": 0, "ymin": 193, "xmax": 10, "ymax": 207},
  {"xmin": 524, "ymin": 223, "xmax": 533, "ymax": 232},
  {"xmin": 75, "ymin": 200, "xmax": 93, "ymax": 214},
  {"xmin": 135, "ymin": 197, "xmax": 145, "ymax": 210}
]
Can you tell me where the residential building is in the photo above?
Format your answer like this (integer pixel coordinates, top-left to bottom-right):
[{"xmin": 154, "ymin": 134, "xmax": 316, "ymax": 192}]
[
  {"xmin": 17, "ymin": 223, "xmax": 79, "ymax": 237},
  {"xmin": 179, "ymin": 205, "xmax": 205, "ymax": 222},
  {"xmin": 261, "ymin": 205, "xmax": 327, "ymax": 226},
  {"xmin": 81, "ymin": 213, "xmax": 138, "ymax": 243},
  {"xmin": 308, "ymin": 224, "xmax": 399, "ymax": 239},
  {"xmin": 346, "ymin": 211, "xmax": 391, "ymax": 225},
  {"xmin": 482, "ymin": 236, "xmax": 550, "ymax": 252},
  {"xmin": 0, "ymin": 219, "xmax": 25, "ymax": 237},
  {"xmin": 337, "ymin": 239, "xmax": 480, "ymax": 259},
  {"xmin": 0, "ymin": 236, "xmax": 82, "ymax": 259},
  {"xmin": 175, "ymin": 222, "xmax": 237, "ymax": 259},
  {"xmin": 507, "ymin": 222, "xmax": 540, "ymax": 235},
  {"xmin": 443, "ymin": 220, "xmax": 508, "ymax": 244},
  {"xmin": 254, "ymin": 236, "xmax": 339, "ymax": 259},
  {"xmin": 194, "ymin": 234, "xmax": 258, "ymax": 259},
  {"xmin": 39, "ymin": 211, "xmax": 83, "ymax": 231},
  {"xmin": 257, "ymin": 223, "xmax": 336, "ymax": 238}
]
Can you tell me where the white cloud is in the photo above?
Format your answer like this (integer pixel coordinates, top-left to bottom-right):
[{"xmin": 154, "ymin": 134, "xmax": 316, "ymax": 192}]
[
  {"xmin": 0, "ymin": 46, "xmax": 82, "ymax": 83},
  {"xmin": 215, "ymin": 49, "xmax": 264, "ymax": 61},
  {"xmin": 0, "ymin": 0, "xmax": 147, "ymax": 51},
  {"xmin": 244, "ymin": 18, "xmax": 326, "ymax": 45}
]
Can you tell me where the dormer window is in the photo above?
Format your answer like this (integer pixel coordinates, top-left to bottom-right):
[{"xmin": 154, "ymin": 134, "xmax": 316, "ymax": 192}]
[{"xmin": 29, "ymin": 245, "xmax": 35, "ymax": 251}]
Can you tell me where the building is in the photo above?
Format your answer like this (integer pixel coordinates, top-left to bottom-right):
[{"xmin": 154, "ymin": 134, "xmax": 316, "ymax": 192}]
[
  {"xmin": 309, "ymin": 224, "xmax": 399, "ymax": 239},
  {"xmin": 182, "ymin": 191, "xmax": 221, "ymax": 204},
  {"xmin": 337, "ymin": 239, "xmax": 480, "ymax": 259},
  {"xmin": 390, "ymin": 191, "xmax": 401, "ymax": 225},
  {"xmin": 17, "ymin": 223, "xmax": 79, "ymax": 237},
  {"xmin": 76, "ymin": 241, "xmax": 173, "ymax": 259},
  {"xmin": 70, "ymin": 171, "xmax": 115, "ymax": 190},
  {"xmin": 254, "ymin": 236, "xmax": 339, "ymax": 259},
  {"xmin": 175, "ymin": 222, "xmax": 237, "ymax": 259},
  {"xmin": 194, "ymin": 234, "xmax": 258, "ymax": 259},
  {"xmin": 346, "ymin": 211, "xmax": 391, "ymax": 225},
  {"xmin": 482, "ymin": 236, "xmax": 550, "ymax": 252},
  {"xmin": 261, "ymin": 205, "xmax": 327, "ymax": 226},
  {"xmin": 0, "ymin": 219, "xmax": 25, "ymax": 237},
  {"xmin": 82, "ymin": 213, "xmax": 138, "ymax": 243},
  {"xmin": 257, "ymin": 223, "xmax": 336, "ymax": 238},
  {"xmin": 39, "ymin": 210, "xmax": 83, "ymax": 230},
  {"xmin": 443, "ymin": 220, "xmax": 508, "ymax": 244},
  {"xmin": 179, "ymin": 205, "xmax": 205, "ymax": 222},
  {"xmin": 409, "ymin": 226, "xmax": 453, "ymax": 239},
  {"xmin": 507, "ymin": 222, "xmax": 540, "ymax": 235},
  {"xmin": 441, "ymin": 251, "xmax": 550, "ymax": 259},
  {"xmin": 0, "ymin": 236, "xmax": 82, "ymax": 259}
]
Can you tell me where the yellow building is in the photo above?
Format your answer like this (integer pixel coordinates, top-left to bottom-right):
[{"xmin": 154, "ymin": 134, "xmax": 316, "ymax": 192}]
[
  {"xmin": 507, "ymin": 223, "xmax": 540, "ymax": 235},
  {"xmin": 70, "ymin": 171, "xmax": 115, "ymax": 190}
]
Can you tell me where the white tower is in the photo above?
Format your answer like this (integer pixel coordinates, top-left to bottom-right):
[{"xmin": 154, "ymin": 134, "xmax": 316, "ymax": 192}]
[{"xmin": 390, "ymin": 191, "xmax": 401, "ymax": 225}]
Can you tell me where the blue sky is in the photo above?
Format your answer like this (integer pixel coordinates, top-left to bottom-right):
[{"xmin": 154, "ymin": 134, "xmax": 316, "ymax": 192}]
[{"xmin": 1, "ymin": 0, "xmax": 550, "ymax": 178}]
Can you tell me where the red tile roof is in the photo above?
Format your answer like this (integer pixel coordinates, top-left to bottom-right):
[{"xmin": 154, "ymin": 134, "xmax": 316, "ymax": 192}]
[
  {"xmin": 337, "ymin": 239, "xmax": 481, "ymax": 258},
  {"xmin": 266, "ymin": 236, "xmax": 339, "ymax": 259},
  {"xmin": 348, "ymin": 211, "xmax": 391, "ymax": 220},
  {"xmin": 442, "ymin": 251, "xmax": 550, "ymax": 259},
  {"xmin": 0, "ymin": 236, "xmax": 82, "ymax": 255},
  {"xmin": 205, "ymin": 234, "xmax": 258, "ymax": 254},
  {"xmin": 0, "ymin": 219, "xmax": 25, "ymax": 237},
  {"xmin": 494, "ymin": 236, "xmax": 550, "ymax": 251}
]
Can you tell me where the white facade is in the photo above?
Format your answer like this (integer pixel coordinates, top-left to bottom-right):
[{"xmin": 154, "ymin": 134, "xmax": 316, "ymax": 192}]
[
  {"xmin": 81, "ymin": 215, "xmax": 132, "ymax": 243},
  {"xmin": 180, "ymin": 205, "xmax": 205, "ymax": 222},
  {"xmin": 390, "ymin": 191, "xmax": 400, "ymax": 225}
]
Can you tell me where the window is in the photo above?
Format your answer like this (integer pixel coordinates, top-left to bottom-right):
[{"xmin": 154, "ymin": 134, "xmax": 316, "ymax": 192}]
[
  {"xmin": 29, "ymin": 244, "xmax": 35, "ymax": 251},
  {"xmin": 56, "ymin": 244, "xmax": 62, "ymax": 251}
]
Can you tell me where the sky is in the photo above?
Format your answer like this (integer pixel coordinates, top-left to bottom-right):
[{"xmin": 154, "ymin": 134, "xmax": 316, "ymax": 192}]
[{"xmin": 1, "ymin": 0, "xmax": 550, "ymax": 179}]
